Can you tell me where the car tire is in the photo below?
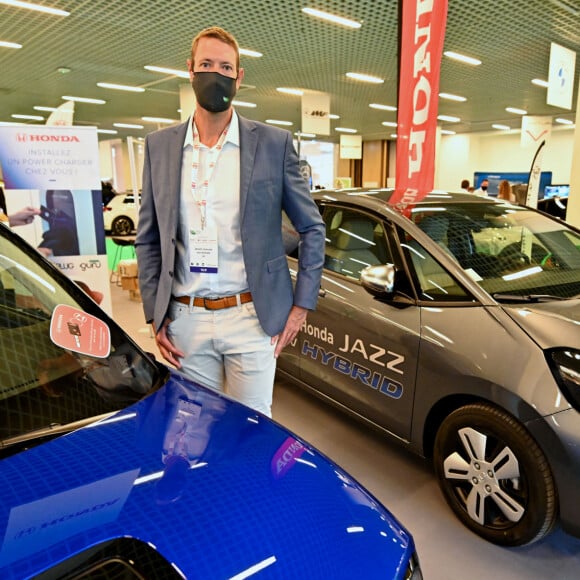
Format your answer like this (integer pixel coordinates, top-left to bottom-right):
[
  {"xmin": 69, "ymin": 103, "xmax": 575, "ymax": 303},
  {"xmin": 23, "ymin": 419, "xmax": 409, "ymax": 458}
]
[
  {"xmin": 111, "ymin": 216, "xmax": 134, "ymax": 236},
  {"xmin": 433, "ymin": 402, "xmax": 557, "ymax": 546}
]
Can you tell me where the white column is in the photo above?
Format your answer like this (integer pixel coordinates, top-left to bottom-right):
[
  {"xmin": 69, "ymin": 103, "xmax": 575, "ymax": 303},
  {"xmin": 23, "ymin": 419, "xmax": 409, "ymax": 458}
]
[{"xmin": 566, "ymin": 78, "xmax": 580, "ymax": 228}]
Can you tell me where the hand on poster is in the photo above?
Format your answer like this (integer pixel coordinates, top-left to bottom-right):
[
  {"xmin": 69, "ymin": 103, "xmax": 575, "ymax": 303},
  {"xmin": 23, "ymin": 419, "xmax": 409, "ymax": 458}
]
[{"xmin": 8, "ymin": 206, "xmax": 41, "ymax": 227}]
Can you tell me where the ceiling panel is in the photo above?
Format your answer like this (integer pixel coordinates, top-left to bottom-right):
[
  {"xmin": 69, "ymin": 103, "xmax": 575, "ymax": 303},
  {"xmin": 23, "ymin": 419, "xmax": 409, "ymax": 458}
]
[{"xmin": 0, "ymin": 0, "xmax": 578, "ymax": 141}]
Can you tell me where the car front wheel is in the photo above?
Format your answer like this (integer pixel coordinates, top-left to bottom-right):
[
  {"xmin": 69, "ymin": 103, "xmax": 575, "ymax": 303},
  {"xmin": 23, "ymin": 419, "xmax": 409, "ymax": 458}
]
[
  {"xmin": 433, "ymin": 402, "xmax": 557, "ymax": 546},
  {"xmin": 111, "ymin": 216, "xmax": 134, "ymax": 236}
]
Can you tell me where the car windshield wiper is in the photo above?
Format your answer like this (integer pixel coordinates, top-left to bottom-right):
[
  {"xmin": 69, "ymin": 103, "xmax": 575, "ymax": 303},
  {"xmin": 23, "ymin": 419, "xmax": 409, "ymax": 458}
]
[{"xmin": 493, "ymin": 293, "xmax": 568, "ymax": 303}]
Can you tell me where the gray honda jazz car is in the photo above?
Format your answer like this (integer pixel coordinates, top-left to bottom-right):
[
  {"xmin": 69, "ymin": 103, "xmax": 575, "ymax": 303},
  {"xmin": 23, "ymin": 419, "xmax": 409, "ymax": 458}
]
[{"xmin": 278, "ymin": 188, "xmax": 580, "ymax": 547}]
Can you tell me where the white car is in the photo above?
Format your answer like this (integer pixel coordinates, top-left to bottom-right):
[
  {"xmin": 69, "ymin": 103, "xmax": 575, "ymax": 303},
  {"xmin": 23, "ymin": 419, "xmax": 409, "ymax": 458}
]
[{"xmin": 103, "ymin": 192, "xmax": 139, "ymax": 236}]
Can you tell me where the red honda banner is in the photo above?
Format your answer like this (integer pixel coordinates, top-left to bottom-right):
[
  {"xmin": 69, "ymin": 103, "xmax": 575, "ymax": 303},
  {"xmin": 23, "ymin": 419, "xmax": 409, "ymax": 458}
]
[{"xmin": 390, "ymin": 0, "xmax": 448, "ymax": 213}]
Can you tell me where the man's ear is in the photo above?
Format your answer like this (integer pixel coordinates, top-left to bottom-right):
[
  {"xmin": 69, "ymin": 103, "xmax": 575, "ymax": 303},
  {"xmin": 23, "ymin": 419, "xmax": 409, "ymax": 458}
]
[{"xmin": 236, "ymin": 67, "xmax": 245, "ymax": 88}]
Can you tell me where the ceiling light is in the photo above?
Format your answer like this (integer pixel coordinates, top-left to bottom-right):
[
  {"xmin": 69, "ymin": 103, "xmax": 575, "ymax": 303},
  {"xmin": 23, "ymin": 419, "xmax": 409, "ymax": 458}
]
[
  {"xmin": 302, "ymin": 7, "xmax": 362, "ymax": 28},
  {"xmin": 370, "ymin": 103, "xmax": 397, "ymax": 111},
  {"xmin": 232, "ymin": 99, "xmax": 257, "ymax": 108},
  {"xmin": 277, "ymin": 87, "xmax": 304, "ymax": 96},
  {"xmin": 506, "ymin": 107, "xmax": 527, "ymax": 115},
  {"xmin": 113, "ymin": 123, "xmax": 144, "ymax": 129},
  {"xmin": 532, "ymin": 78, "xmax": 549, "ymax": 88},
  {"xmin": 437, "ymin": 115, "xmax": 461, "ymax": 122},
  {"xmin": 382, "ymin": 121, "xmax": 397, "ymax": 127},
  {"xmin": 443, "ymin": 51, "xmax": 482, "ymax": 65},
  {"xmin": 144, "ymin": 65, "xmax": 189, "ymax": 79},
  {"xmin": 97, "ymin": 82, "xmax": 145, "ymax": 93},
  {"xmin": 11, "ymin": 114, "xmax": 44, "ymax": 120},
  {"xmin": 34, "ymin": 106, "xmax": 57, "ymax": 112},
  {"xmin": 0, "ymin": 0, "xmax": 69, "ymax": 16},
  {"xmin": 441, "ymin": 130, "xmax": 456, "ymax": 135},
  {"xmin": 295, "ymin": 132, "xmax": 316, "ymax": 138},
  {"xmin": 266, "ymin": 119, "xmax": 293, "ymax": 126},
  {"xmin": 62, "ymin": 95, "xmax": 105, "ymax": 104},
  {"xmin": 97, "ymin": 129, "xmax": 118, "ymax": 135},
  {"xmin": 439, "ymin": 92, "xmax": 467, "ymax": 102},
  {"xmin": 346, "ymin": 72, "xmax": 384, "ymax": 84},
  {"xmin": 390, "ymin": 134, "xmax": 398, "ymax": 139},
  {"xmin": 492, "ymin": 124, "xmax": 511, "ymax": 130},
  {"xmin": 555, "ymin": 118, "xmax": 574, "ymax": 125},
  {"xmin": 329, "ymin": 114, "xmax": 340, "ymax": 120},
  {"xmin": 142, "ymin": 116, "xmax": 177, "ymax": 124},
  {"xmin": 0, "ymin": 40, "xmax": 22, "ymax": 49},
  {"xmin": 335, "ymin": 127, "xmax": 357, "ymax": 133},
  {"xmin": 57, "ymin": 66, "xmax": 71, "ymax": 74},
  {"xmin": 239, "ymin": 48, "xmax": 263, "ymax": 58}
]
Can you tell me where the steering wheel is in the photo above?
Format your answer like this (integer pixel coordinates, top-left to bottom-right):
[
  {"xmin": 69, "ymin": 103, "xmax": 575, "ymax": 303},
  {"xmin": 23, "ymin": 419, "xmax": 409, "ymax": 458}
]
[{"xmin": 498, "ymin": 243, "xmax": 531, "ymax": 269}]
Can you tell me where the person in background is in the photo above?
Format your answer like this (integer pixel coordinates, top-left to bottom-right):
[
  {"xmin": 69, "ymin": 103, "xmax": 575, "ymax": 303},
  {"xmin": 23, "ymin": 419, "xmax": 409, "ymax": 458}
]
[
  {"xmin": 474, "ymin": 178, "xmax": 489, "ymax": 196},
  {"xmin": 497, "ymin": 179, "xmax": 515, "ymax": 202},
  {"xmin": 135, "ymin": 26, "xmax": 325, "ymax": 417},
  {"xmin": 460, "ymin": 179, "xmax": 470, "ymax": 192},
  {"xmin": 0, "ymin": 187, "xmax": 41, "ymax": 226}
]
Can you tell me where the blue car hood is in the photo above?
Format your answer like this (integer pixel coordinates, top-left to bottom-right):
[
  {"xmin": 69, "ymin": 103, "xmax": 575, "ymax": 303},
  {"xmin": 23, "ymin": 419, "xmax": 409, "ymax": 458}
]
[
  {"xmin": 503, "ymin": 298, "xmax": 580, "ymax": 350},
  {"xmin": 0, "ymin": 371, "xmax": 413, "ymax": 579}
]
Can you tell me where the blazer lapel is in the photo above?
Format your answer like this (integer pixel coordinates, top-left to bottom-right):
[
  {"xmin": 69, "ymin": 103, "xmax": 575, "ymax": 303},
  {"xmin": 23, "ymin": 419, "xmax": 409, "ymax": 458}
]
[
  {"xmin": 167, "ymin": 121, "xmax": 189, "ymax": 229},
  {"xmin": 238, "ymin": 116, "xmax": 258, "ymax": 222}
]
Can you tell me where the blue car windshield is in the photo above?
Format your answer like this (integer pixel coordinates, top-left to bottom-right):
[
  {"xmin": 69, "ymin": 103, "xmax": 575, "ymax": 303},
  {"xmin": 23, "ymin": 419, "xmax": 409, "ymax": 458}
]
[
  {"xmin": 410, "ymin": 202, "xmax": 580, "ymax": 299},
  {"xmin": 0, "ymin": 225, "xmax": 164, "ymax": 451}
]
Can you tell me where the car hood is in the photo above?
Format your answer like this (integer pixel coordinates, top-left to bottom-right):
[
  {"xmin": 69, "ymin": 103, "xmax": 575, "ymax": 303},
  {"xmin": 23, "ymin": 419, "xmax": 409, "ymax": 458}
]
[
  {"xmin": 503, "ymin": 298, "xmax": 580, "ymax": 349},
  {"xmin": 0, "ymin": 371, "xmax": 413, "ymax": 579}
]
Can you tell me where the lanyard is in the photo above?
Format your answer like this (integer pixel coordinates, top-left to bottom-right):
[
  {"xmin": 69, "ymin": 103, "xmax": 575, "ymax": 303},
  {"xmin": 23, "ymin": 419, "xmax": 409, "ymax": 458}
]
[{"xmin": 190, "ymin": 123, "xmax": 229, "ymax": 231}]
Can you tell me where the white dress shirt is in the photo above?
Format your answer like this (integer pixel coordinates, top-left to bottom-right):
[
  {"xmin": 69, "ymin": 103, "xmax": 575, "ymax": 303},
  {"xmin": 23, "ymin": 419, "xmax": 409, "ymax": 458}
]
[{"xmin": 173, "ymin": 110, "xmax": 249, "ymax": 298}]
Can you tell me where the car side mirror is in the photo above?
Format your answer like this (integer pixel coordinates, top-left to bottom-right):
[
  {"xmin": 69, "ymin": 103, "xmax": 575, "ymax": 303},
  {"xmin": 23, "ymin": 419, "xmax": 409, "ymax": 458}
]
[{"xmin": 360, "ymin": 264, "xmax": 396, "ymax": 297}]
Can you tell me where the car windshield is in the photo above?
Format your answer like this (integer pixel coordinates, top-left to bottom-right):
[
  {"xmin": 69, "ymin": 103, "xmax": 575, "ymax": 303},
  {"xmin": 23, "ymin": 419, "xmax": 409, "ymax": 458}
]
[
  {"xmin": 0, "ymin": 225, "xmax": 165, "ymax": 453},
  {"xmin": 410, "ymin": 201, "xmax": 580, "ymax": 299}
]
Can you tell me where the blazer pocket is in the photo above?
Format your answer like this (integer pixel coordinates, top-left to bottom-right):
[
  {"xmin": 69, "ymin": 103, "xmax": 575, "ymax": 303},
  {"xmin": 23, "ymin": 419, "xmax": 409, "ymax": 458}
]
[{"xmin": 266, "ymin": 255, "xmax": 288, "ymax": 273}]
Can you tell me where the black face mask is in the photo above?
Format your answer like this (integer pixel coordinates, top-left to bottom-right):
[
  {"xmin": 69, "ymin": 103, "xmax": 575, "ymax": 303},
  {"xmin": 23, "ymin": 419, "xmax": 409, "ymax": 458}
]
[
  {"xmin": 191, "ymin": 71, "xmax": 237, "ymax": 113},
  {"xmin": 481, "ymin": 185, "xmax": 488, "ymax": 191}
]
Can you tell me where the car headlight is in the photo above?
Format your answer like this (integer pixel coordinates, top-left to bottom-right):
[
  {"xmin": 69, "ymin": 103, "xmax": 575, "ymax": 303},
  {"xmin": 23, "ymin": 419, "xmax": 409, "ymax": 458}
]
[
  {"xmin": 405, "ymin": 551, "xmax": 423, "ymax": 580},
  {"xmin": 547, "ymin": 348, "xmax": 580, "ymax": 411}
]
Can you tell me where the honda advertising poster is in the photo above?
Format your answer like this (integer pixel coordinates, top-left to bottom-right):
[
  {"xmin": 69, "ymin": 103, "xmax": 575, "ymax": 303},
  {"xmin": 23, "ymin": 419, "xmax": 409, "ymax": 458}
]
[
  {"xmin": 0, "ymin": 125, "xmax": 111, "ymax": 313},
  {"xmin": 390, "ymin": 0, "xmax": 448, "ymax": 213}
]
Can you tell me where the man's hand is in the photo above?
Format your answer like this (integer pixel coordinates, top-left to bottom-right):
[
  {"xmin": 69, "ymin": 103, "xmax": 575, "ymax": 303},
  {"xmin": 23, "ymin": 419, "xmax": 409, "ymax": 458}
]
[
  {"xmin": 9, "ymin": 206, "xmax": 40, "ymax": 227},
  {"xmin": 272, "ymin": 305, "xmax": 308, "ymax": 358},
  {"xmin": 154, "ymin": 319, "xmax": 184, "ymax": 368}
]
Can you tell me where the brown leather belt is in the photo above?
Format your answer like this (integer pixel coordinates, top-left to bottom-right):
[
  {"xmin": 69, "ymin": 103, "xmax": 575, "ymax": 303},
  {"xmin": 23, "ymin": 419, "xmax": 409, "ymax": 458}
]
[{"xmin": 173, "ymin": 291, "xmax": 252, "ymax": 310}]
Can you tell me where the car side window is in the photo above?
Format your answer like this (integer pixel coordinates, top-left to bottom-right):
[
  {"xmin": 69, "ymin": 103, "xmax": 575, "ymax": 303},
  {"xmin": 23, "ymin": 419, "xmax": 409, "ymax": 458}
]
[
  {"xmin": 401, "ymin": 232, "xmax": 471, "ymax": 301},
  {"xmin": 322, "ymin": 207, "xmax": 391, "ymax": 280}
]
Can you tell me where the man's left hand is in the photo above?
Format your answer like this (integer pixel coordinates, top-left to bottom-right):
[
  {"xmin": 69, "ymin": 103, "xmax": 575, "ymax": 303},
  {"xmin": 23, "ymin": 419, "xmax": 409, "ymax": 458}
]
[{"xmin": 272, "ymin": 305, "xmax": 308, "ymax": 358}]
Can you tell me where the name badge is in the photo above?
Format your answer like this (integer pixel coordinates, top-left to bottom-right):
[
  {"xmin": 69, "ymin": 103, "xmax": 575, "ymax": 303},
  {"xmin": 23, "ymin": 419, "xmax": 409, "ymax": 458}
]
[{"xmin": 189, "ymin": 227, "xmax": 218, "ymax": 273}]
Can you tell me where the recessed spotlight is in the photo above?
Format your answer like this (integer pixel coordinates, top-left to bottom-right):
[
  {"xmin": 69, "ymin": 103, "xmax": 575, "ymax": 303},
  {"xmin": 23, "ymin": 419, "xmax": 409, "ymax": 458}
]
[
  {"xmin": 302, "ymin": 7, "xmax": 361, "ymax": 28},
  {"xmin": 439, "ymin": 92, "xmax": 467, "ymax": 102},
  {"xmin": 266, "ymin": 119, "xmax": 293, "ymax": 126},
  {"xmin": 441, "ymin": 129, "xmax": 456, "ymax": 135},
  {"xmin": 113, "ymin": 123, "xmax": 144, "ymax": 129},
  {"xmin": 62, "ymin": 95, "xmax": 106, "ymax": 104},
  {"xmin": 97, "ymin": 129, "xmax": 119, "ymax": 135},
  {"xmin": 144, "ymin": 65, "xmax": 189, "ymax": 79},
  {"xmin": 492, "ymin": 124, "xmax": 511, "ymax": 130},
  {"xmin": 335, "ymin": 127, "xmax": 357, "ymax": 133},
  {"xmin": 532, "ymin": 78, "xmax": 549, "ymax": 88},
  {"xmin": 0, "ymin": 40, "xmax": 22, "ymax": 49},
  {"xmin": 239, "ymin": 48, "xmax": 263, "ymax": 58},
  {"xmin": 0, "ymin": 0, "xmax": 69, "ymax": 16},
  {"xmin": 506, "ymin": 107, "xmax": 527, "ymax": 115},
  {"xmin": 443, "ymin": 51, "xmax": 482, "ymax": 65},
  {"xmin": 437, "ymin": 115, "xmax": 461, "ymax": 122},
  {"xmin": 232, "ymin": 100, "xmax": 257, "ymax": 108},
  {"xmin": 370, "ymin": 103, "xmax": 397, "ymax": 111},
  {"xmin": 295, "ymin": 132, "xmax": 316, "ymax": 138},
  {"xmin": 555, "ymin": 118, "xmax": 574, "ymax": 125},
  {"xmin": 329, "ymin": 114, "xmax": 340, "ymax": 120},
  {"xmin": 11, "ymin": 114, "xmax": 44, "ymax": 121},
  {"xmin": 57, "ymin": 66, "xmax": 71, "ymax": 74},
  {"xmin": 142, "ymin": 116, "xmax": 177, "ymax": 124},
  {"xmin": 346, "ymin": 72, "xmax": 384, "ymax": 84},
  {"xmin": 97, "ymin": 82, "xmax": 145, "ymax": 93},
  {"xmin": 277, "ymin": 87, "xmax": 304, "ymax": 96},
  {"xmin": 381, "ymin": 121, "xmax": 397, "ymax": 127}
]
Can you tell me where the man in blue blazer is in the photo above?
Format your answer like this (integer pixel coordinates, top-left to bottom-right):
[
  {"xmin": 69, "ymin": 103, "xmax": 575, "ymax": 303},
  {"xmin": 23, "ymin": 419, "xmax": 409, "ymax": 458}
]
[{"xmin": 135, "ymin": 26, "xmax": 325, "ymax": 416}]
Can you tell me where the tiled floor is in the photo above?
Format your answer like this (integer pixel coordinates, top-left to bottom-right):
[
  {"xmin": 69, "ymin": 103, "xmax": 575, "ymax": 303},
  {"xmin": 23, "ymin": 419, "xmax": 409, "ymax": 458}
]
[{"xmin": 110, "ymin": 280, "xmax": 580, "ymax": 579}]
